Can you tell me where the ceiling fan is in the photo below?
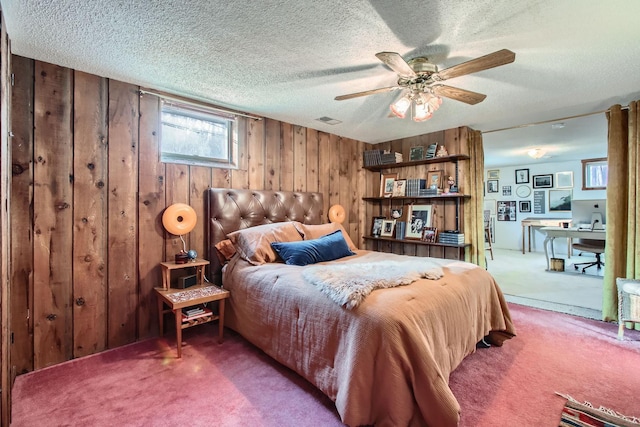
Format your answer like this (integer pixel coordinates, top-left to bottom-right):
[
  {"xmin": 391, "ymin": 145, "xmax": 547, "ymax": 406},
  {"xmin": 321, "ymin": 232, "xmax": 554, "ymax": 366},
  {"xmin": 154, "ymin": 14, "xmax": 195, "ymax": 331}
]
[{"xmin": 335, "ymin": 49, "xmax": 516, "ymax": 122}]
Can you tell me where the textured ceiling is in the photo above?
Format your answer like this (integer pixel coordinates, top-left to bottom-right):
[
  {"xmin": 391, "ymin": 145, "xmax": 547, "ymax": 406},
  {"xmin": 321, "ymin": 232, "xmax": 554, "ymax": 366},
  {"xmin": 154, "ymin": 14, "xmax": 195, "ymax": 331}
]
[{"xmin": 2, "ymin": 0, "xmax": 639, "ymax": 167}]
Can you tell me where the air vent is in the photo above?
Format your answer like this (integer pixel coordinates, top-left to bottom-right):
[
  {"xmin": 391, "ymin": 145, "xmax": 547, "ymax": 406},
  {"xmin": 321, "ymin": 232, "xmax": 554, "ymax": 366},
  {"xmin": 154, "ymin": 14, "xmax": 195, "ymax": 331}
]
[{"xmin": 316, "ymin": 116, "xmax": 342, "ymax": 125}]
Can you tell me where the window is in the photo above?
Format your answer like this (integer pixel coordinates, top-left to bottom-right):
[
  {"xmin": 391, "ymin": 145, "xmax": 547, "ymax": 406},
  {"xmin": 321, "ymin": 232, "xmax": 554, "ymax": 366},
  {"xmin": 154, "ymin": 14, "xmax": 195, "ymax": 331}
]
[
  {"xmin": 581, "ymin": 157, "xmax": 607, "ymax": 190},
  {"xmin": 160, "ymin": 101, "xmax": 237, "ymax": 168}
]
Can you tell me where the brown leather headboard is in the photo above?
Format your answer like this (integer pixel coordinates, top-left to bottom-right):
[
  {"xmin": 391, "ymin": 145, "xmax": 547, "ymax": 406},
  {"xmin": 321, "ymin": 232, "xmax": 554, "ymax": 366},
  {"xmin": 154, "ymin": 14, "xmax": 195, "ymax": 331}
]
[{"xmin": 206, "ymin": 188, "xmax": 324, "ymax": 283}]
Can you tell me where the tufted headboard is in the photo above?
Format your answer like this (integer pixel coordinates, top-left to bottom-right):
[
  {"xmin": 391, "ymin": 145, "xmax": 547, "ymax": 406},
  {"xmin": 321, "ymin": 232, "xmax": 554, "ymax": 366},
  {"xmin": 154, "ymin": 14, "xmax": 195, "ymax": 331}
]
[{"xmin": 206, "ymin": 188, "xmax": 324, "ymax": 283}]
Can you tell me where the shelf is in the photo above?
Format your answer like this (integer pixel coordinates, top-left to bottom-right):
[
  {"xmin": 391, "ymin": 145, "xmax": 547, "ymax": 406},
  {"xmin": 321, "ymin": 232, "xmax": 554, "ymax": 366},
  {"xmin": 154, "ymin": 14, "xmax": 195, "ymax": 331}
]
[
  {"xmin": 363, "ymin": 235, "xmax": 470, "ymax": 248},
  {"xmin": 363, "ymin": 194, "xmax": 470, "ymax": 201},
  {"xmin": 363, "ymin": 154, "xmax": 470, "ymax": 171}
]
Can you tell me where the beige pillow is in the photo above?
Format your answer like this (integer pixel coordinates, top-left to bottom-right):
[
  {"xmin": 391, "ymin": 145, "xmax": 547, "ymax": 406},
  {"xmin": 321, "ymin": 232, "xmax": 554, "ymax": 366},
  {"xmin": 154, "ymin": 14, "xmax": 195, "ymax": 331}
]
[
  {"xmin": 227, "ymin": 222, "xmax": 303, "ymax": 265},
  {"xmin": 294, "ymin": 222, "xmax": 358, "ymax": 251}
]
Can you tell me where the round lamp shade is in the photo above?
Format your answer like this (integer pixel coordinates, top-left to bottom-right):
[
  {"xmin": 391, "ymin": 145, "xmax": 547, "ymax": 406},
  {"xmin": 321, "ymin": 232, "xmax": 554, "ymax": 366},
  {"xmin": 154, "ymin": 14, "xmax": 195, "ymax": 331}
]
[
  {"xmin": 162, "ymin": 203, "xmax": 197, "ymax": 236},
  {"xmin": 328, "ymin": 204, "xmax": 346, "ymax": 224}
]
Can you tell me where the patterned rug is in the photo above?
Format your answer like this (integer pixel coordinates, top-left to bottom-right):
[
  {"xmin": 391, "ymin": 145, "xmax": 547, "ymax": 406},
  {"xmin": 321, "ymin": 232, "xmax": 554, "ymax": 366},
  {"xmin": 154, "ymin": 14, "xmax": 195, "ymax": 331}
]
[{"xmin": 557, "ymin": 393, "xmax": 640, "ymax": 427}]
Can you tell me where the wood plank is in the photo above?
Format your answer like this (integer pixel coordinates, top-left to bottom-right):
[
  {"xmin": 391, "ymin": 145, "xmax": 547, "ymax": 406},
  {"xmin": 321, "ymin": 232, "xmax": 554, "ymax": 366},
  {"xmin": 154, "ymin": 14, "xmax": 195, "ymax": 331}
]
[
  {"xmin": 137, "ymin": 92, "xmax": 164, "ymax": 339},
  {"xmin": 247, "ymin": 118, "xmax": 265, "ymax": 190},
  {"xmin": 328, "ymin": 133, "xmax": 340, "ymax": 211},
  {"xmin": 72, "ymin": 71, "xmax": 108, "ymax": 357},
  {"xmin": 107, "ymin": 80, "xmax": 139, "ymax": 348},
  {"xmin": 305, "ymin": 128, "xmax": 319, "ymax": 193},
  {"xmin": 317, "ymin": 132, "xmax": 331, "ymax": 220},
  {"xmin": 1, "ymin": 18, "xmax": 12, "ymax": 426},
  {"xmin": 189, "ymin": 165, "xmax": 211, "ymax": 259},
  {"xmin": 212, "ymin": 167, "xmax": 230, "ymax": 189},
  {"xmin": 9, "ymin": 55, "xmax": 34, "ymax": 376},
  {"xmin": 264, "ymin": 119, "xmax": 281, "ymax": 190},
  {"xmin": 280, "ymin": 122, "xmax": 294, "ymax": 191},
  {"xmin": 164, "ymin": 163, "xmax": 190, "ymax": 260},
  {"xmin": 33, "ymin": 62, "xmax": 74, "ymax": 368},
  {"xmin": 293, "ymin": 125, "xmax": 307, "ymax": 192}
]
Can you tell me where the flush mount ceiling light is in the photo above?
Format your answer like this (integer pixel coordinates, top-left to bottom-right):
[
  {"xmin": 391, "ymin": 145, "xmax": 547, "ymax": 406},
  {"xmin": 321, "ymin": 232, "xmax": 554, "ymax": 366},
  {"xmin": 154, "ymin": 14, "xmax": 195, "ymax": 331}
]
[{"xmin": 527, "ymin": 148, "xmax": 546, "ymax": 159}]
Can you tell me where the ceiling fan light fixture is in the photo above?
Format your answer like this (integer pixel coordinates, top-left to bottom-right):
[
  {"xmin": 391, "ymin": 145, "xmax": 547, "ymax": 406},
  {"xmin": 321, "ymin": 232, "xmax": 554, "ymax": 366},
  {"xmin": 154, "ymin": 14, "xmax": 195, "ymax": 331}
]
[{"xmin": 390, "ymin": 95, "xmax": 411, "ymax": 118}]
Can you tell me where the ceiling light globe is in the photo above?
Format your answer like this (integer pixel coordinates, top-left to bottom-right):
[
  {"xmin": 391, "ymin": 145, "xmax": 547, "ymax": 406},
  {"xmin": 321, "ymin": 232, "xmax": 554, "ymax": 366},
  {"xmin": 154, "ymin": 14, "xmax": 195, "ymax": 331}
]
[
  {"xmin": 413, "ymin": 103, "xmax": 432, "ymax": 122},
  {"xmin": 390, "ymin": 96, "xmax": 411, "ymax": 119}
]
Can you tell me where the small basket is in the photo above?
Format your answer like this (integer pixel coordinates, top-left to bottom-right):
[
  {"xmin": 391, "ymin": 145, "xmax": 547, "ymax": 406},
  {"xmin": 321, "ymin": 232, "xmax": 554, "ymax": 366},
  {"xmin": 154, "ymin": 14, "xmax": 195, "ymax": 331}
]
[{"xmin": 550, "ymin": 258, "xmax": 565, "ymax": 272}]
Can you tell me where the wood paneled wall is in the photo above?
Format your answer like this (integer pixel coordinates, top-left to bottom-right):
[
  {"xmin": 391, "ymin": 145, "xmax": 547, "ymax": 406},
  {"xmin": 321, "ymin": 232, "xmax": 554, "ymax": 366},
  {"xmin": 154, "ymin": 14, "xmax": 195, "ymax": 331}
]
[{"xmin": 9, "ymin": 56, "xmax": 370, "ymax": 374}]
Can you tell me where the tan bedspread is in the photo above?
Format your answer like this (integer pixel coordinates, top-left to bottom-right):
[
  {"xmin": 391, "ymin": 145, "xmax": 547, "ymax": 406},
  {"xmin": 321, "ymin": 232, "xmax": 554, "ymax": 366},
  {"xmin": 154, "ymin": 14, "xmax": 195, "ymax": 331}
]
[{"xmin": 222, "ymin": 250, "xmax": 515, "ymax": 427}]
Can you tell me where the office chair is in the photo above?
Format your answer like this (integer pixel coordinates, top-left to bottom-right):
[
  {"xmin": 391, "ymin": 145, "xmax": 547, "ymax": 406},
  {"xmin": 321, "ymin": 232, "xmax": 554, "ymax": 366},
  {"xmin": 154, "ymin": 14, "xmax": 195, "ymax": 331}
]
[{"xmin": 571, "ymin": 239, "xmax": 605, "ymax": 274}]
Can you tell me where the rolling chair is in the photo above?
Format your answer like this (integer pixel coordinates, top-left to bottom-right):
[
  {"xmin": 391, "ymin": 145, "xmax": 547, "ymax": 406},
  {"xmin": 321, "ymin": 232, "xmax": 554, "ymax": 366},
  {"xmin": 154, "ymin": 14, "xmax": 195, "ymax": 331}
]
[{"xmin": 571, "ymin": 239, "xmax": 605, "ymax": 274}]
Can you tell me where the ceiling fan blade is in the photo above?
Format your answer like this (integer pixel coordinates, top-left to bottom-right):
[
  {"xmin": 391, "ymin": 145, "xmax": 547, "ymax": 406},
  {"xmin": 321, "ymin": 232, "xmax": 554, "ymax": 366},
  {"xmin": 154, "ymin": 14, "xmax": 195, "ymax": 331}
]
[
  {"xmin": 375, "ymin": 52, "xmax": 416, "ymax": 78},
  {"xmin": 335, "ymin": 86, "xmax": 401, "ymax": 101},
  {"xmin": 431, "ymin": 85, "xmax": 487, "ymax": 105},
  {"xmin": 433, "ymin": 49, "xmax": 515, "ymax": 81}
]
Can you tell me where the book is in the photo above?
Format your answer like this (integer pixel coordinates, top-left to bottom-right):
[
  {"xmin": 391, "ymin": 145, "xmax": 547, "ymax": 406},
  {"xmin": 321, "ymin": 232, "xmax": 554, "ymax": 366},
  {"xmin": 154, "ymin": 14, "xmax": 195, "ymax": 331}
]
[{"xmin": 182, "ymin": 306, "xmax": 212, "ymax": 322}]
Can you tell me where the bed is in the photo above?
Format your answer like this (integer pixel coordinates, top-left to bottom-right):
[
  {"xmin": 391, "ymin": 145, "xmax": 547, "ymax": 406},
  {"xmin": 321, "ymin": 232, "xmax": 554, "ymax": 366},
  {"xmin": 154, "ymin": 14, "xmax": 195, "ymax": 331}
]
[{"xmin": 206, "ymin": 188, "xmax": 515, "ymax": 427}]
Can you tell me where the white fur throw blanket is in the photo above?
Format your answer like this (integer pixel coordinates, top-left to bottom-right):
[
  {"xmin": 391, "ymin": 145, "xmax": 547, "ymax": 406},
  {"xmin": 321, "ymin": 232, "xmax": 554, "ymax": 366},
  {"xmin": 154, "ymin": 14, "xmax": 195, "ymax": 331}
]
[{"xmin": 302, "ymin": 261, "xmax": 444, "ymax": 309}]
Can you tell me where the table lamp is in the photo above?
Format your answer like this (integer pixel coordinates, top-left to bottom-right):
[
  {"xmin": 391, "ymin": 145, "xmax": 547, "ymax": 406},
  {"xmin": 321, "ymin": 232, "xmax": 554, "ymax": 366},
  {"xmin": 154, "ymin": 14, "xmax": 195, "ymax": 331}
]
[
  {"xmin": 328, "ymin": 204, "xmax": 346, "ymax": 224},
  {"xmin": 162, "ymin": 203, "xmax": 197, "ymax": 264}
]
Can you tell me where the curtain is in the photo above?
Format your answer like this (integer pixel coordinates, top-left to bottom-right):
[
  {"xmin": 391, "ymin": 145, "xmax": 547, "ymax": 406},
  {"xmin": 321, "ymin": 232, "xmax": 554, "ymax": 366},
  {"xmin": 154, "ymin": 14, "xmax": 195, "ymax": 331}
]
[
  {"xmin": 604, "ymin": 101, "xmax": 639, "ymax": 329},
  {"xmin": 464, "ymin": 130, "xmax": 486, "ymax": 268}
]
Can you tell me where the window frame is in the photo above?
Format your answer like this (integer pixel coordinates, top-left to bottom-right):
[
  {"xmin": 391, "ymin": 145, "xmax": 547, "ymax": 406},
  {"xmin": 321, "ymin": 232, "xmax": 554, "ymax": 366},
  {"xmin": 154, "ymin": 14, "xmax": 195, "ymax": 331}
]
[
  {"xmin": 159, "ymin": 100, "xmax": 239, "ymax": 169},
  {"xmin": 581, "ymin": 157, "xmax": 608, "ymax": 190}
]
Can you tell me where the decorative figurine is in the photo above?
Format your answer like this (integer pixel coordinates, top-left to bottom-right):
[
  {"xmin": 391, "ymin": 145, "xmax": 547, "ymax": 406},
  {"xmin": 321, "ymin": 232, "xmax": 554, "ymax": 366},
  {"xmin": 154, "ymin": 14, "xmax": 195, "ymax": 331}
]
[
  {"xmin": 447, "ymin": 176, "xmax": 458, "ymax": 193},
  {"xmin": 187, "ymin": 249, "xmax": 198, "ymax": 261},
  {"xmin": 435, "ymin": 145, "xmax": 449, "ymax": 157}
]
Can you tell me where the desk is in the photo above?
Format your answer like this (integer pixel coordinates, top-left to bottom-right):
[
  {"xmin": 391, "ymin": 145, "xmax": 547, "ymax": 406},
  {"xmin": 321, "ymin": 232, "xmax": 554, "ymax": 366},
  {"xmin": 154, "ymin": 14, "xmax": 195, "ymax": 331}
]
[
  {"xmin": 521, "ymin": 217, "xmax": 569, "ymax": 254},
  {"xmin": 540, "ymin": 227, "xmax": 606, "ymax": 271}
]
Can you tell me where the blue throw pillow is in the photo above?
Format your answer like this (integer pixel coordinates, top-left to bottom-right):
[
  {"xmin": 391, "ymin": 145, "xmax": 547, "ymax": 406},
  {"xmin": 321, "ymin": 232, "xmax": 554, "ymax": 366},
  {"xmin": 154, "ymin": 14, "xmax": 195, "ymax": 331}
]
[{"xmin": 271, "ymin": 230, "xmax": 355, "ymax": 266}]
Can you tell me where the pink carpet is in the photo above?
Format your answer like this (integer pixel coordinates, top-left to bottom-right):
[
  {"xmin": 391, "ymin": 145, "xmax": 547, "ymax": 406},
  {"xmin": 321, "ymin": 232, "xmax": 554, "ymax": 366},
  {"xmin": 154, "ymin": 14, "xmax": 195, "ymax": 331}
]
[{"xmin": 11, "ymin": 303, "xmax": 640, "ymax": 426}]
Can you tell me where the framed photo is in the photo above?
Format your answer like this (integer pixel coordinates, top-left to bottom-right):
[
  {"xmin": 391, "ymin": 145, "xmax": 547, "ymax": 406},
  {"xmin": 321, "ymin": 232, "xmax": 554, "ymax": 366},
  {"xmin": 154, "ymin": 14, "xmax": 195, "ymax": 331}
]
[
  {"xmin": 497, "ymin": 201, "xmax": 517, "ymax": 221},
  {"xmin": 380, "ymin": 219, "xmax": 396, "ymax": 237},
  {"xmin": 425, "ymin": 143, "xmax": 438, "ymax": 159},
  {"xmin": 532, "ymin": 174, "xmax": 553, "ymax": 189},
  {"xmin": 487, "ymin": 179, "xmax": 499, "ymax": 193},
  {"xmin": 519, "ymin": 200, "xmax": 531, "ymax": 213},
  {"xmin": 392, "ymin": 179, "xmax": 407, "ymax": 197},
  {"xmin": 422, "ymin": 227, "xmax": 437, "ymax": 243},
  {"xmin": 487, "ymin": 170, "xmax": 500, "ymax": 180},
  {"xmin": 371, "ymin": 216, "xmax": 385, "ymax": 237},
  {"xmin": 502, "ymin": 186, "xmax": 512, "ymax": 196},
  {"xmin": 555, "ymin": 171, "xmax": 574, "ymax": 188},
  {"xmin": 426, "ymin": 169, "xmax": 444, "ymax": 190},
  {"xmin": 549, "ymin": 189, "xmax": 572, "ymax": 211},
  {"xmin": 409, "ymin": 146, "xmax": 424, "ymax": 161},
  {"xmin": 379, "ymin": 172, "xmax": 398, "ymax": 197},
  {"xmin": 515, "ymin": 168, "xmax": 530, "ymax": 184},
  {"xmin": 405, "ymin": 204, "xmax": 433, "ymax": 239}
]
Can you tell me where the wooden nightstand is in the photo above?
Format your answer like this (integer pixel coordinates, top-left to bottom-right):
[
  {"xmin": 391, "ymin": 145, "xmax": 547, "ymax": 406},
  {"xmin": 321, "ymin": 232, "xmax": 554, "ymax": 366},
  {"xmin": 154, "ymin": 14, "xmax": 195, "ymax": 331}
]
[{"xmin": 154, "ymin": 259, "xmax": 230, "ymax": 358}]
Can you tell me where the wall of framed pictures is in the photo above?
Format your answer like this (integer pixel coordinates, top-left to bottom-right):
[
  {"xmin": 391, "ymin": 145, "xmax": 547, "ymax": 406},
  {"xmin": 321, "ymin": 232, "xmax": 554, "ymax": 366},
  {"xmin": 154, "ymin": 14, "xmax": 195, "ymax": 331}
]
[{"xmin": 483, "ymin": 159, "xmax": 606, "ymax": 253}]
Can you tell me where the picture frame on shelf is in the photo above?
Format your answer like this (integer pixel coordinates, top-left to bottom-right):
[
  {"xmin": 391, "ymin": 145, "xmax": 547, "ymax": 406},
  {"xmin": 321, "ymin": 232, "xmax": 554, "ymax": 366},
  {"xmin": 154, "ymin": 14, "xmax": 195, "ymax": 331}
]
[
  {"xmin": 555, "ymin": 171, "xmax": 574, "ymax": 188},
  {"xmin": 422, "ymin": 227, "xmax": 437, "ymax": 243},
  {"xmin": 487, "ymin": 179, "xmax": 499, "ymax": 193},
  {"xmin": 426, "ymin": 169, "xmax": 444, "ymax": 190},
  {"xmin": 409, "ymin": 146, "xmax": 424, "ymax": 161},
  {"xmin": 519, "ymin": 200, "xmax": 531, "ymax": 213},
  {"xmin": 371, "ymin": 216, "xmax": 385, "ymax": 237},
  {"xmin": 425, "ymin": 143, "xmax": 438, "ymax": 159},
  {"xmin": 515, "ymin": 168, "xmax": 530, "ymax": 184},
  {"xmin": 487, "ymin": 169, "xmax": 500, "ymax": 180},
  {"xmin": 380, "ymin": 219, "xmax": 396, "ymax": 237},
  {"xmin": 549, "ymin": 189, "xmax": 572, "ymax": 211},
  {"xmin": 405, "ymin": 204, "xmax": 433, "ymax": 239},
  {"xmin": 392, "ymin": 179, "xmax": 407, "ymax": 197},
  {"xmin": 532, "ymin": 174, "xmax": 553, "ymax": 188},
  {"xmin": 379, "ymin": 172, "xmax": 398, "ymax": 197}
]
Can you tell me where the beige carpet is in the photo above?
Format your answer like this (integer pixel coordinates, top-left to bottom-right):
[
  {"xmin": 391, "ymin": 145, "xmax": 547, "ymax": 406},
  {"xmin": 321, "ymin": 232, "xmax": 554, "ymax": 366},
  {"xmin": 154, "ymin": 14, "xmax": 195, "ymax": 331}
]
[{"xmin": 486, "ymin": 248, "xmax": 603, "ymax": 319}]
